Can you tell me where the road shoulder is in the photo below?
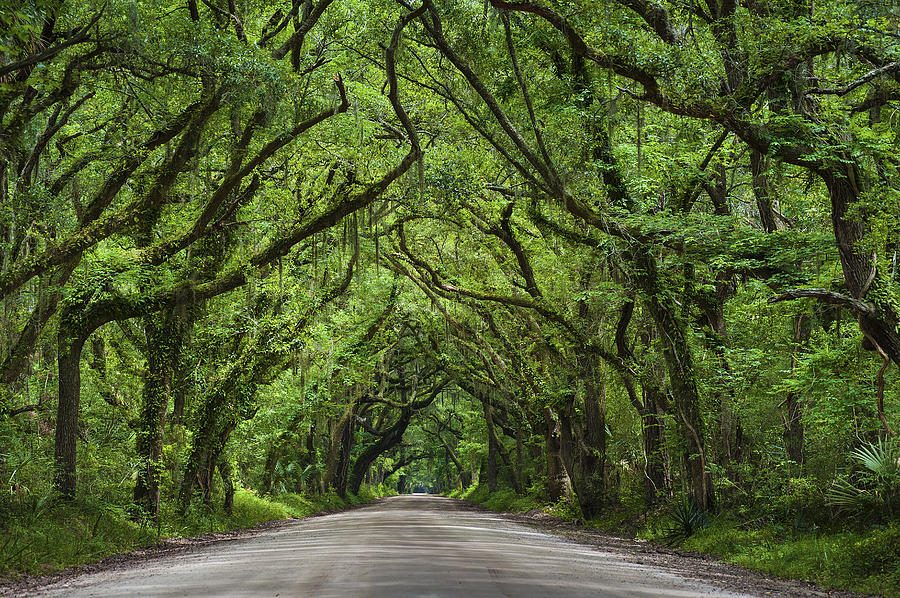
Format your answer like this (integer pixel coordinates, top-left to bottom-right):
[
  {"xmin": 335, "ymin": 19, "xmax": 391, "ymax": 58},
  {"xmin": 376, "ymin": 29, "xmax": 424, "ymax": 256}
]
[{"xmin": 452, "ymin": 499, "xmax": 872, "ymax": 598}]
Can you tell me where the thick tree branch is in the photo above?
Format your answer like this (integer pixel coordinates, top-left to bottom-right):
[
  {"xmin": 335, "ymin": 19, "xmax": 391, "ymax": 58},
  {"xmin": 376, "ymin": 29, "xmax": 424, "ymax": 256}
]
[
  {"xmin": 806, "ymin": 62, "xmax": 899, "ymax": 96},
  {"xmin": 768, "ymin": 288, "xmax": 874, "ymax": 315}
]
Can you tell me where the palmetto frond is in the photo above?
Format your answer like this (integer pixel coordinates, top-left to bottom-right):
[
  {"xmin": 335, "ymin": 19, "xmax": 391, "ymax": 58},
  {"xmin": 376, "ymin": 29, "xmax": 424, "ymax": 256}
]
[{"xmin": 851, "ymin": 439, "xmax": 900, "ymax": 480}]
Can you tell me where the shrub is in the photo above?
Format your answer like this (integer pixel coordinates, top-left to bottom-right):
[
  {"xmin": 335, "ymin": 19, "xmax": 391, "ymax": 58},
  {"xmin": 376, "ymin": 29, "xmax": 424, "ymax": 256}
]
[
  {"xmin": 659, "ymin": 496, "xmax": 711, "ymax": 546},
  {"xmin": 826, "ymin": 438, "xmax": 900, "ymax": 519},
  {"xmin": 544, "ymin": 494, "xmax": 582, "ymax": 520}
]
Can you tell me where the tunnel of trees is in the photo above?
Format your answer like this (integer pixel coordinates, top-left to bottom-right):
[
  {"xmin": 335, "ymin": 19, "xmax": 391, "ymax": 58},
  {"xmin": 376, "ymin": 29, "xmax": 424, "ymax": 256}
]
[{"xmin": 1, "ymin": 0, "xmax": 899, "ymax": 562}]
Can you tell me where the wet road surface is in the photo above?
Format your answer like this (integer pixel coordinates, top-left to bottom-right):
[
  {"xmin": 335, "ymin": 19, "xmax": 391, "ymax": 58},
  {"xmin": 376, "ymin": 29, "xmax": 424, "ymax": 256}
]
[{"xmin": 34, "ymin": 495, "xmax": 753, "ymax": 597}]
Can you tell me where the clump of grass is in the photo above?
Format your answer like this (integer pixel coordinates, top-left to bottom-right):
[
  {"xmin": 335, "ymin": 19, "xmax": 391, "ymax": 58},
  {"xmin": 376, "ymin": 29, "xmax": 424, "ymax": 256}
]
[
  {"xmin": 483, "ymin": 488, "xmax": 540, "ymax": 513},
  {"xmin": 353, "ymin": 483, "xmax": 396, "ymax": 503},
  {"xmin": 229, "ymin": 490, "xmax": 293, "ymax": 527}
]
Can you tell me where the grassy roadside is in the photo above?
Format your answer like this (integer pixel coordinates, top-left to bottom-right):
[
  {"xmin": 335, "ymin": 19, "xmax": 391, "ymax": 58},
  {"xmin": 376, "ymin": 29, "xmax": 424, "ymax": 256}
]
[
  {"xmin": 450, "ymin": 485, "xmax": 899, "ymax": 598},
  {"xmin": 0, "ymin": 484, "xmax": 394, "ymax": 581}
]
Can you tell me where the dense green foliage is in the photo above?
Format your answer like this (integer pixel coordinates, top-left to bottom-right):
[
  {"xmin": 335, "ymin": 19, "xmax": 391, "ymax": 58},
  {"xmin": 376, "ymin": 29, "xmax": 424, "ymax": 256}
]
[{"xmin": 1, "ymin": 0, "xmax": 899, "ymax": 591}]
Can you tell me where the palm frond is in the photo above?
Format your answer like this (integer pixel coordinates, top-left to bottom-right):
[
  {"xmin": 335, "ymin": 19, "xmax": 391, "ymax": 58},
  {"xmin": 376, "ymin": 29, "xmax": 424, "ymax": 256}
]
[
  {"xmin": 851, "ymin": 438, "xmax": 900, "ymax": 480},
  {"xmin": 825, "ymin": 476, "xmax": 869, "ymax": 510}
]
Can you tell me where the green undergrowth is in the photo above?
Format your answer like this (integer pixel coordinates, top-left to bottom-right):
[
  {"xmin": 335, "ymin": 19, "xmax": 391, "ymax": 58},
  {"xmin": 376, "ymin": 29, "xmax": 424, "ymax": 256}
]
[
  {"xmin": 453, "ymin": 485, "xmax": 900, "ymax": 597},
  {"xmin": 448, "ymin": 483, "xmax": 541, "ymax": 513},
  {"xmin": 645, "ymin": 517, "xmax": 900, "ymax": 598},
  {"xmin": 449, "ymin": 483, "xmax": 586, "ymax": 521},
  {"xmin": 0, "ymin": 484, "xmax": 394, "ymax": 581}
]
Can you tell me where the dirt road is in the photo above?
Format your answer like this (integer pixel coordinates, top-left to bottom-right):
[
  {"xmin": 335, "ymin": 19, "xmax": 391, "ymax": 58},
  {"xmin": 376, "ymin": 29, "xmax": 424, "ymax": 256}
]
[{"xmin": 20, "ymin": 495, "xmax": 801, "ymax": 597}]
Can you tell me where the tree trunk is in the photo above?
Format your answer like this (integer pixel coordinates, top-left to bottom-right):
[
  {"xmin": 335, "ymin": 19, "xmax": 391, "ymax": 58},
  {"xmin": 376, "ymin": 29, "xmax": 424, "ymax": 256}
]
[
  {"xmin": 261, "ymin": 445, "xmax": 280, "ymax": 495},
  {"xmin": 567, "ymin": 350, "xmax": 607, "ymax": 519},
  {"xmin": 483, "ymin": 402, "xmax": 498, "ymax": 492},
  {"xmin": 543, "ymin": 408, "xmax": 570, "ymax": 502},
  {"xmin": 635, "ymin": 248, "xmax": 714, "ymax": 511},
  {"xmin": 323, "ymin": 406, "xmax": 353, "ymax": 491},
  {"xmin": 750, "ymin": 149, "xmax": 777, "ymax": 233},
  {"xmin": 219, "ymin": 456, "xmax": 234, "ymax": 515},
  {"xmin": 348, "ymin": 411, "xmax": 411, "ymax": 495},
  {"xmin": 493, "ymin": 424, "xmax": 522, "ymax": 493},
  {"xmin": 171, "ymin": 359, "xmax": 190, "ymax": 427},
  {"xmin": 53, "ymin": 331, "xmax": 85, "ymax": 499},
  {"xmin": 178, "ymin": 385, "xmax": 239, "ymax": 511},
  {"xmin": 639, "ymin": 387, "xmax": 671, "ymax": 506},
  {"xmin": 783, "ymin": 314, "xmax": 811, "ymax": 470},
  {"xmin": 557, "ymin": 383, "xmax": 605, "ymax": 520},
  {"xmin": 822, "ymin": 167, "xmax": 900, "ymax": 365},
  {"xmin": 334, "ymin": 411, "xmax": 355, "ymax": 497},
  {"xmin": 133, "ymin": 312, "xmax": 175, "ymax": 518}
]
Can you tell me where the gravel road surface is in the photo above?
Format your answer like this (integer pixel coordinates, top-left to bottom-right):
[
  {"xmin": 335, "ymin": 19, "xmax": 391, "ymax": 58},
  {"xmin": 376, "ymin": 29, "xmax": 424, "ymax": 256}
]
[{"xmin": 19, "ymin": 495, "xmax": 791, "ymax": 597}]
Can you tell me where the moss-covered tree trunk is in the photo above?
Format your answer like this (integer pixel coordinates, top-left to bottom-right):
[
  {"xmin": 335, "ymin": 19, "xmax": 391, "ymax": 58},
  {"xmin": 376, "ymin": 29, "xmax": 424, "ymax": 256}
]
[
  {"xmin": 335, "ymin": 414, "xmax": 355, "ymax": 497},
  {"xmin": 561, "ymin": 348, "xmax": 607, "ymax": 520},
  {"xmin": 53, "ymin": 328, "xmax": 85, "ymax": 499},
  {"xmin": 635, "ymin": 247, "xmax": 714, "ymax": 511},
  {"xmin": 542, "ymin": 407, "xmax": 571, "ymax": 502},
  {"xmin": 482, "ymin": 401, "xmax": 499, "ymax": 492},
  {"xmin": 557, "ymin": 383, "xmax": 606, "ymax": 518},
  {"xmin": 323, "ymin": 403, "xmax": 355, "ymax": 494},
  {"xmin": 132, "ymin": 312, "xmax": 178, "ymax": 517},
  {"xmin": 219, "ymin": 455, "xmax": 234, "ymax": 515},
  {"xmin": 783, "ymin": 314, "xmax": 811, "ymax": 470},
  {"xmin": 639, "ymin": 387, "xmax": 671, "ymax": 506},
  {"xmin": 348, "ymin": 410, "xmax": 412, "ymax": 495}
]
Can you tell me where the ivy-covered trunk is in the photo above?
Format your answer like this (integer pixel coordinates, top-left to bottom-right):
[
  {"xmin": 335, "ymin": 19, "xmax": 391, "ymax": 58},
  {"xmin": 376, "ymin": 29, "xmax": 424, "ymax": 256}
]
[
  {"xmin": 822, "ymin": 167, "xmax": 900, "ymax": 366},
  {"xmin": 574, "ymin": 350, "xmax": 608, "ymax": 520},
  {"xmin": 178, "ymin": 384, "xmax": 233, "ymax": 511},
  {"xmin": 635, "ymin": 248, "xmax": 715, "ymax": 511},
  {"xmin": 639, "ymin": 387, "xmax": 671, "ymax": 507},
  {"xmin": 557, "ymin": 386, "xmax": 606, "ymax": 519},
  {"xmin": 219, "ymin": 456, "xmax": 234, "ymax": 515},
  {"xmin": 133, "ymin": 311, "xmax": 179, "ymax": 518},
  {"xmin": 323, "ymin": 403, "xmax": 355, "ymax": 495},
  {"xmin": 334, "ymin": 415, "xmax": 354, "ymax": 498},
  {"xmin": 552, "ymin": 345, "xmax": 607, "ymax": 519},
  {"xmin": 348, "ymin": 410, "xmax": 412, "ymax": 495}
]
